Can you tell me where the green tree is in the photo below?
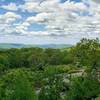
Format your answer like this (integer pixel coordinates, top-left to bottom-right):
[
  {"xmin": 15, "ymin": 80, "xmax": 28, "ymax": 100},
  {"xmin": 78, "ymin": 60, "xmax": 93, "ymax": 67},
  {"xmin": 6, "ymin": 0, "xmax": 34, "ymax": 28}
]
[
  {"xmin": 39, "ymin": 75, "xmax": 67, "ymax": 100},
  {"xmin": 45, "ymin": 49, "xmax": 63, "ymax": 65},
  {"xmin": 95, "ymin": 94, "xmax": 100, "ymax": 100},
  {"xmin": 65, "ymin": 76, "xmax": 100, "ymax": 100},
  {"xmin": 0, "ymin": 55, "xmax": 9, "ymax": 73},
  {"xmin": 28, "ymin": 49, "xmax": 46, "ymax": 70},
  {"xmin": 61, "ymin": 50, "xmax": 74, "ymax": 65},
  {"xmin": 71, "ymin": 38, "xmax": 100, "ymax": 69},
  {"xmin": 0, "ymin": 69, "xmax": 38, "ymax": 100},
  {"xmin": 8, "ymin": 72, "xmax": 38, "ymax": 100}
]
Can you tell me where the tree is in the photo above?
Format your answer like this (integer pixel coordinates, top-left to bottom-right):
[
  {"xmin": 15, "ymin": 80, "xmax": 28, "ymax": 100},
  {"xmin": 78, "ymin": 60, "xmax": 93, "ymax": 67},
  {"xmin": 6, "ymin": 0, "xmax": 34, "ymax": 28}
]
[
  {"xmin": 45, "ymin": 49, "xmax": 62, "ymax": 65},
  {"xmin": 71, "ymin": 38, "xmax": 100, "ymax": 69},
  {"xmin": 39, "ymin": 75, "xmax": 67, "ymax": 100},
  {"xmin": 95, "ymin": 94, "xmax": 100, "ymax": 100},
  {"xmin": 65, "ymin": 76, "xmax": 100, "ymax": 100},
  {"xmin": 0, "ymin": 69, "xmax": 38, "ymax": 100},
  {"xmin": 8, "ymin": 72, "xmax": 38, "ymax": 100},
  {"xmin": 0, "ymin": 55, "xmax": 9, "ymax": 73},
  {"xmin": 61, "ymin": 50, "xmax": 74, "ymax": 65},
  {"xmin": 28, "ymin": 49, "xmax": 46, "ymax": 70}
]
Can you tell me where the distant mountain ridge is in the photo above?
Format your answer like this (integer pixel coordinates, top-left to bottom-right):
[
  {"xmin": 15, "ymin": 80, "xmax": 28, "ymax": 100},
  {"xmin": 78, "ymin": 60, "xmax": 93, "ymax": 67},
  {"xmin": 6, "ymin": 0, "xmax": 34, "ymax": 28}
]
[{"xmin": 0, "ymin": 43, "xmax": 72, "ymax": 49}]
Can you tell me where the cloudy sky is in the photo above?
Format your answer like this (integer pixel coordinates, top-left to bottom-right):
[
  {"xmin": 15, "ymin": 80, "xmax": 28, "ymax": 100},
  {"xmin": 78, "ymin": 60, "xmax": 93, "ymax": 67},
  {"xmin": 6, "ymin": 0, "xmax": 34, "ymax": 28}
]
[{"xmin": 0, "ymin": 0, "xmax": 100, "ymax": 44}]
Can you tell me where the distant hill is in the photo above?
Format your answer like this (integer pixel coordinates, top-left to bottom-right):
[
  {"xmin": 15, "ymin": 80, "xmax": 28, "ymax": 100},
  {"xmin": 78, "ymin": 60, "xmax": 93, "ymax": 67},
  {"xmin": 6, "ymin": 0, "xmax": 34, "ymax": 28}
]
[
  {"xmin": 0, "ymin": 43, "xmax": 72, "ymax": 49},
  {"xmin": 0, "ymin": 43, "xmax": 28, "ymax": 49}
]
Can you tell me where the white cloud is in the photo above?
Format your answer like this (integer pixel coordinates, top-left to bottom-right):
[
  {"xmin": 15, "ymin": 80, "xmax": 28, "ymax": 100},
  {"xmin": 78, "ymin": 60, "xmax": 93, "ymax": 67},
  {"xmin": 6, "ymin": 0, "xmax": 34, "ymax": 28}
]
[
  {"xmin": 11, "ymin": 0, "xmax": 99, "ymax": 38},
  {"xmin": 0, "ymin": 12, "xmax": 22, "ymax": 35},
  {"xmin": 60, "ymin": 1, "xmax": 87, "ymax": 12},
  {"xmin": 19, "ymin": 0, "xmax": 60, "ymax": 13},
  {"xmin": 23, "ymin": 31, "xmax": 50, "ymax": 36},
  {"xmin": 92, "ymin": 0, "xmax": 100, "ymax": 3},
  {"xmin": 0, "ymin": 12, "xmax": 21, "ymax": 24},
  {"xmin": 26, "ymin": 12, "xmax": 52, "ymax": 24},
  {"xmin": 1, "ymin": 3, "xmax": 18, "ymax": 11},
  {"xmin": 19, "ymin": 2, "xmax": 40, "ymax": 13},
  {"xmin": 0, "ymin": 0, "xmax": 100, "ymax": 40}
]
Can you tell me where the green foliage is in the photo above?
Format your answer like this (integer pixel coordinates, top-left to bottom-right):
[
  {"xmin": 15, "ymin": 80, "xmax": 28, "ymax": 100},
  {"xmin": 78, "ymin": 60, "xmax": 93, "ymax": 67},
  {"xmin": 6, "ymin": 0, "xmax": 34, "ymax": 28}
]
[
  {"xmin": 0, "ymin": 46, "xmax": 74, "ymax": 70},
  {"xmin": 0, "ymin": 38, "xmax": 100, "ymax": 100},
  {"xmin": 45, "ymin": 48, "xmax": 63, "ymax": 65},
  {"xmin": 0, "ymin": 55, "xmax": 9, "ymax": 70},
  {"xmin": 61, "ymin": 50, "xmax": 74, "ymax": 64},
  {"xmin": 44, "ymin": 65, "xmax": 77, "ymax": 76},
  {"xmin": 28, "ymin": 49, "xmax": 46, "ymax": 70},
  {"xmin": 0, "ymin": 69, "xmax": 38, "ymax": 100},
  {"xmin": 72, "ymin": 38, "xmax": 100, "ymax": 68},
  {"xmin": 9, "ymin": 73, "xmax": 37, "ymax": 100},
  {"xmin": 0, "ymin": 64, "xmax": 6, "ymax": 74},
  {"xmin": 65, "ymin": 76, "xmax": 100, "ymax": 100},
  {"xmin": 39, "ymin": 75, "xmax": 66, "ymax": 100},
  {"xmin": 95, "ymin": 94, "xmax": 100, "ymax": 100}
]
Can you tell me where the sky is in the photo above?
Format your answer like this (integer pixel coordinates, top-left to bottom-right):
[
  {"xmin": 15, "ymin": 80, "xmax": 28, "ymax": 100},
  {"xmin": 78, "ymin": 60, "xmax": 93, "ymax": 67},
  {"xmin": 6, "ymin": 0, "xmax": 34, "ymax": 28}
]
[{"xmin": 0, "ymin": 0, "xmax": 100, "ymax": 44}]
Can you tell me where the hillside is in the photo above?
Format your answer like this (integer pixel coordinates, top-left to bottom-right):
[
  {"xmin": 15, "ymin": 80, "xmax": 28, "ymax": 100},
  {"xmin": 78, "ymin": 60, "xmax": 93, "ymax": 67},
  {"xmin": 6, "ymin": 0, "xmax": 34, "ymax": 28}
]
[
  {"xmin": 0, "ymin": 43, "xmax": 72, "ymax": 49},
  {"xmin": 0, "ymin": 39, "xmax": 100, "ymax": 100}
]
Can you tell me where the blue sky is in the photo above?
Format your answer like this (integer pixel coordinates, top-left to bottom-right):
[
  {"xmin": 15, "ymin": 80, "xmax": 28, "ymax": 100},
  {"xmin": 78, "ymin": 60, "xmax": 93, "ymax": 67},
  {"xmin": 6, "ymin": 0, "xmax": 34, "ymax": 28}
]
[{"xmin": 0, "ymin": 0, "xmax": 100, "ymax": 44}]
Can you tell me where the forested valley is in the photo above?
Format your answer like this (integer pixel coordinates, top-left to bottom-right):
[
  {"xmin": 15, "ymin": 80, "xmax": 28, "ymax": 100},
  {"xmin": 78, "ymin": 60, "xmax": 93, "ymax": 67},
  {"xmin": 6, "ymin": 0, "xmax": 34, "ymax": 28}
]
[{"xmin": 0, "ymin": 38, "xmax": 100, "ymax": 100}]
